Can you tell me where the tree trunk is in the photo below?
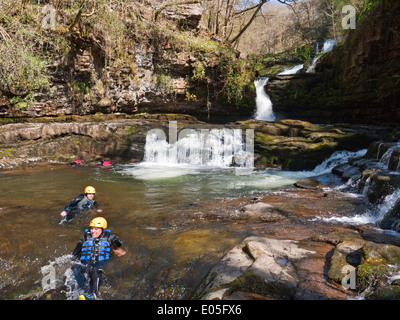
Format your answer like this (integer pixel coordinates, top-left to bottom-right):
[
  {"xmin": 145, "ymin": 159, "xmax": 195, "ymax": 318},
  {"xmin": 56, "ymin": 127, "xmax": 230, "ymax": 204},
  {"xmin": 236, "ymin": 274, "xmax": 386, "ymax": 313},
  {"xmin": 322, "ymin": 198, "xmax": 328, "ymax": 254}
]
[{"xmin": 229, "ymin": 0, "xmax": 267, "ymax": 44}]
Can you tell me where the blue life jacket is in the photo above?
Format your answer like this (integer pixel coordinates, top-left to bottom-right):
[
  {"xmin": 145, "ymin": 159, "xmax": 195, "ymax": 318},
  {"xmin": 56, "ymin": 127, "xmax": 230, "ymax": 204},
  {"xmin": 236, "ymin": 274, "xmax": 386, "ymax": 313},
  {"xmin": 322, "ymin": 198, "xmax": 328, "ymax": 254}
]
[{"xmin": 81, "ymin": 228, "xmax": 111, "ymax": 262}]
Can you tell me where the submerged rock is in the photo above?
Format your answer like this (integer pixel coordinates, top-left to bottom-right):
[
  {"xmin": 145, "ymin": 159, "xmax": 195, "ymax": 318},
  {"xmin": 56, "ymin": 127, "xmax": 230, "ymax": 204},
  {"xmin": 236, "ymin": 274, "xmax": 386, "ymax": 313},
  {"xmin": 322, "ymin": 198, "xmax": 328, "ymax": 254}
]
[{"xmin": 231, "ymin": 202, "xmax": 285, "ymax": 222}]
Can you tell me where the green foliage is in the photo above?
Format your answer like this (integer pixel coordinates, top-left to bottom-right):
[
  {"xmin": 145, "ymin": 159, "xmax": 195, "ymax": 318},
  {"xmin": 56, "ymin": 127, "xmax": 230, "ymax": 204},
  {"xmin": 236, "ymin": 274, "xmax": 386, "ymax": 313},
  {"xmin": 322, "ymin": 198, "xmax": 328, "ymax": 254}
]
[
  {"xmin": 358, "ymin": 0, "xmax": 383, "ymax": 22},
  {"xmin": 156, "ymin": 64, "xmax": 177, "ymax": 99},
  {"xmin": 0, "ymin": 41, "xmax": 50, "ymax": 96},
  {"xmin": 192, "ymin": 61, "xmax": 206, "ymax": 81},
  {"xmin": 71, "ymin": 80, "xmax": 90, "ymax": 96},
  {"xmin": 219, "ymin": 57, "xmax": 255, "ymax": 104},
  {"xmin": 0, "ymin": 1, "xmax": 71, "ymax": 96}
]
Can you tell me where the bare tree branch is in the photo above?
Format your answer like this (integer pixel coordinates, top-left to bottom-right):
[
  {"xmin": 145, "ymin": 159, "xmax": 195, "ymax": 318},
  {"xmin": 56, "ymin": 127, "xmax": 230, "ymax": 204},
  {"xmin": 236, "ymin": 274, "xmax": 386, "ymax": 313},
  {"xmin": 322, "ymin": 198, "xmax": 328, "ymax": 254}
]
[{"xmin": 229, "ymin": 0, "xmax": 267, "ymax": 44}]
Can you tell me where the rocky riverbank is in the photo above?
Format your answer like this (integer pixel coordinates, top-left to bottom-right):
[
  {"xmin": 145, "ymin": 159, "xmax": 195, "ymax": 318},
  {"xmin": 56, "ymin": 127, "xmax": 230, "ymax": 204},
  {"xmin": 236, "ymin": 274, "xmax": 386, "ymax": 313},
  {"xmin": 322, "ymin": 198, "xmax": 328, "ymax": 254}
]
[
  {"xmin": 189, "ymin": 138, "xmax": 400, "ymax": 300},
  {"xmin": 187, "ymin": 176, "xmax": 400, "ymax": 300}
]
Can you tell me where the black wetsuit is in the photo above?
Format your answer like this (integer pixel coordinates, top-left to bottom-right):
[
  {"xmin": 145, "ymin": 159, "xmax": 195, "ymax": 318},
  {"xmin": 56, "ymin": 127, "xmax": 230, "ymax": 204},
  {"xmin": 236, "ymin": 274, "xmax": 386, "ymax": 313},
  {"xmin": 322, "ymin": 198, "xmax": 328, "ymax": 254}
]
[
  {"xmin": 62, "ymin": 193, "xmax": 100, "ymax": 221},
  {"xmin": 71, "ymin": 229, "xmax": 123, "ymax": 296}
]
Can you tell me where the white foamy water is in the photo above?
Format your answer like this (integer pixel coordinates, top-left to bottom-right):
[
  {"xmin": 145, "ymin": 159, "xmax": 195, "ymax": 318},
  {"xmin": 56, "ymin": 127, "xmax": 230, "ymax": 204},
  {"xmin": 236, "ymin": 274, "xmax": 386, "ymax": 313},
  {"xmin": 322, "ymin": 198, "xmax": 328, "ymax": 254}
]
[
  {"xmin": 278, "ymin": 64, "xmax": 304, "ymax": 75},
  {"xmin": 254, "ymin": 77, "xmax": 275, "ymax": 121}
]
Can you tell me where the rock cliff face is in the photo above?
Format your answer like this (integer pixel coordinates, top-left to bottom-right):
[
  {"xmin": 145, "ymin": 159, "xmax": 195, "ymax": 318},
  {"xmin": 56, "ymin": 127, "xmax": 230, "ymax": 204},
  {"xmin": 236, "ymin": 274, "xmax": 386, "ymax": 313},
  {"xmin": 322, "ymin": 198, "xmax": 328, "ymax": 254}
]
[
  {"xmin": 0, "ymin": 3, "xmax": 254, "ymax": 121},
  {"xmin": 269, "ymin": 0, "xmax": 400, "ymax": 125}
]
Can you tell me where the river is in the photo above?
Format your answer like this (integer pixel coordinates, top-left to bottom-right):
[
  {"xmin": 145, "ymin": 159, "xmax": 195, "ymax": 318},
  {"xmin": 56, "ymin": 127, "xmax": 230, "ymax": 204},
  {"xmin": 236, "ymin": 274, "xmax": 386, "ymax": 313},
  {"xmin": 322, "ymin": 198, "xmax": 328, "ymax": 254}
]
[{"xmin": 0, "ymin": 148, "xmax": 385, "ymax": 300}]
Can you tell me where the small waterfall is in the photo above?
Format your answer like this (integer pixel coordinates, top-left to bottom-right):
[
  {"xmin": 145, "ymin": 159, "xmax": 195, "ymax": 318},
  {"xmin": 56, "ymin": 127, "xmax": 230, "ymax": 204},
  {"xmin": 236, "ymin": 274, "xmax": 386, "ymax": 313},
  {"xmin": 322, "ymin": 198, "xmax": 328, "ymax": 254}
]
[
  {"xmin": 306, "ymin": 39, "xmax": 336, "ymax": 73},
  {"xmin": 277, "ymin": 64, "xmax": 304, "ymax": 75},
  {"xmin": 306, "ymin": 57, "xmax": 321, "ymax": 73},
  {"xmin": 311, "ymin": 149, "xmax": 367, "ymax": 176},
  {"xmin": 144, "ymin": 128, "xmax": 252, "ymax": 168},
  {"xmin": 378, "ymin": 142, "xmax": 400, "ymax": 171},
  {"xmin": 254, "ymin": 77, "xmax": 275, "ymax": 121},
  {"xmin": 317, "ymin": 142, "xmax": 400, "ymax": 229},
  {"xmin": 321, "ymin": 39, "xmax": 336, "ymax": 52}
]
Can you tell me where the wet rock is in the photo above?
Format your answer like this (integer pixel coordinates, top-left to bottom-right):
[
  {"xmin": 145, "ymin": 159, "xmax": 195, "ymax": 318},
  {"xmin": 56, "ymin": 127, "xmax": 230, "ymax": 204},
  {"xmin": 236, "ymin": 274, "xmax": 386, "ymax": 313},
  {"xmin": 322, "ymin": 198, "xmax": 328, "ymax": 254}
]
[
  {"xmin": 197, "ymin": 237, "xmax": 317, "ymax": 300},
  {"xmin": 327, "ymin": 240, "xmax": 365, "ymax": 284},
  {"xmin": 231, "ymin": 202, "xmax": 285, "ymax": 222},
  {"xmin": 356, "ymin": 241, "xmax": 400, "ymax": 298},
  {"xmin": 379, "ymin": 199, "xmax": 400, "ymax": 232},
  {"xmin": 312, "ymin": 230, "xmax": 400, "ymax": 300},
  {"xmin": 293, "ymin": 178, "xmax": 321, "ymax": 189},
  {"xmin": 359, "ymin": 170, "xmax": 397, "ymax": 203},
  {"xmin": 331, "ymin": 163, "xmax": 362, "ymax": 182}
]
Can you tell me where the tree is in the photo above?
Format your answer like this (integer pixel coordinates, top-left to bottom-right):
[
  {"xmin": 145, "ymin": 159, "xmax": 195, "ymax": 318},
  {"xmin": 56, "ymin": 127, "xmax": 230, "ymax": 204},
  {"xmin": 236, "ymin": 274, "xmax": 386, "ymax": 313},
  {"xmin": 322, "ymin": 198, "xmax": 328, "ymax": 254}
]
[
  {"xmin": 202, "ymin": 0, "xmax": 297, "ymax": 45},
  {"xmin": 286, "ymin": 0, "xmax": 329, "ymax": 44}
]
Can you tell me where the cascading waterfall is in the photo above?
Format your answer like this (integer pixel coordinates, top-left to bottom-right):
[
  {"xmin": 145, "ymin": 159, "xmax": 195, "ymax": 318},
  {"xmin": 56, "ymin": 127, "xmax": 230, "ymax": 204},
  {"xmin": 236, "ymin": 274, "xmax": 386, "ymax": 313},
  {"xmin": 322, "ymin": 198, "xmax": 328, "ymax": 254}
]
[
  {"xmin": 306, "ymin": 39, "xmax": 336, "ymax": 73},
  {"xmin": 377, "ymin": 142, "xmax": 400, "ymax": 171},
  {"xmin": 144, "ymin": 128, "xmax": 250, "ymax": 168},
  {"xmin": 314, "ymin": 142, "xmax": 400, "ymax": 227},
  {"xmin": 277, "ymin": 64, "xmax": 304, "ymax": 75},
  {"xmin": 253, "ymin": 39, "xmax": 336, "ymax": 122},
  {"xmin": 254, "ymin": 77, "xmax": 276, "ymax": 121},
  {"xmin": 277, "ymin": 39, "xmax": 336, "ymax": 75}
]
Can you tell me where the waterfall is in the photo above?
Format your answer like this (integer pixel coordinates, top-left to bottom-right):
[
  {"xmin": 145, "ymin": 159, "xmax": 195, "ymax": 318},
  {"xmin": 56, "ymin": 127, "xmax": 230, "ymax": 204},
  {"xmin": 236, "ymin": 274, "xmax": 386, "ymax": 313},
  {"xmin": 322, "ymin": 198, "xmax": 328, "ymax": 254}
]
[
  {"xmin": 278, "ymin": 64, "xmax": 304, "ymax": 75},
  {"xmin": 378, "ymin": 142, "xmax": 400, "ymax": 171},
  {"xmin": 373, "ymin": 142, "xmax": 400, "ymax": 171},
  {"xmin": 306, "ymin": 57, "xmax": 321, "ymax": 73},
  {"xmin": 144, "ymin": 128, "xmax": 252, "ymax": 168},
  {"xmin": 321, "ymin": 39, "xmax": 336, "ymax": 52},
  {"xmin": 311, "ymin": 149, "xmax": 367, "ymax": 176},
  {"xmin": 306, "ymin": 39, "xmax": 336, "ymax": 73},
  {"xmin": 254, "ymin": 77, "xmax": 275, "ymax": 121}
]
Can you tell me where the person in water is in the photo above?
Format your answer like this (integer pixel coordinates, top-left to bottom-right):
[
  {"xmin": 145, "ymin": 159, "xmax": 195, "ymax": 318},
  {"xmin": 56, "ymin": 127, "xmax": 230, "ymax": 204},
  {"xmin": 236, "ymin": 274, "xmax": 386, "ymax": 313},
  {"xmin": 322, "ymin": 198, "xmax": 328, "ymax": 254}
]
[
  {"xmin": 71, "ymin": 217, "xmax": 126, "ymax": 300},
  {"xmin": 60, "ymin": 186, "xmax": 102, "ymax": 221}
]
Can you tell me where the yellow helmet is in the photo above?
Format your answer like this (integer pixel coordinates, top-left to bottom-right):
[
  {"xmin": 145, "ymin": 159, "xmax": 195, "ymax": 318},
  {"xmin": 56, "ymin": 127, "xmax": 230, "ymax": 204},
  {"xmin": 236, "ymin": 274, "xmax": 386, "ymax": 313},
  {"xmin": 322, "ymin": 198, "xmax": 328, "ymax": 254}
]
[
  {"xmin": 84, "ymin": 186, "xmax": 96, "ymax": 194},
  {"xmin": 89, "ymin": 217, "xmax": 107, "ymax": 229}
]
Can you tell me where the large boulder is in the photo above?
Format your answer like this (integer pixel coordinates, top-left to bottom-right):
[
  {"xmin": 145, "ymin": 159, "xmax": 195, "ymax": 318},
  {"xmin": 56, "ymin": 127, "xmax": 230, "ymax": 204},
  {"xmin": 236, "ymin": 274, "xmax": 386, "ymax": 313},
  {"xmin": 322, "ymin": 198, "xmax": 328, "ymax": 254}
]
[{"xmin": 197, "ymin": 236, "xmax": 318, "ymax": 300}]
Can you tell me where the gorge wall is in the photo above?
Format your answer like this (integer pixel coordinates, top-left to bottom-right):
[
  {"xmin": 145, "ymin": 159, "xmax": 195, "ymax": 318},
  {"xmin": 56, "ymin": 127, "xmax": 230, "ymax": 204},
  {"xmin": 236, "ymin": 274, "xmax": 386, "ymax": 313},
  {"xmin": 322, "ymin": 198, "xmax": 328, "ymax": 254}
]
[
  {"xmin": 268, "ymin": 0, "xmax": 400, "ymax": 125},
  {"xmin": 0, "ymin": 2, "xmax": 254, "ymax": 122}
]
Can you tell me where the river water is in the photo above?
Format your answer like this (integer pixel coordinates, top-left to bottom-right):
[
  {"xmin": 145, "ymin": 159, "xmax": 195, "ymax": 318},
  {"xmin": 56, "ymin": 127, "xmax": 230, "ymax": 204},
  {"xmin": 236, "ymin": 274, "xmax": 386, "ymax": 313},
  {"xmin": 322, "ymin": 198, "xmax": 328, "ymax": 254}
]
[
  {"xmin": 0, "ymin": 164, "xmax": 303, "ymax": 299},
  {"xmin": 0, "ymin": 149, "xmax": 371, "ymax": 300}
]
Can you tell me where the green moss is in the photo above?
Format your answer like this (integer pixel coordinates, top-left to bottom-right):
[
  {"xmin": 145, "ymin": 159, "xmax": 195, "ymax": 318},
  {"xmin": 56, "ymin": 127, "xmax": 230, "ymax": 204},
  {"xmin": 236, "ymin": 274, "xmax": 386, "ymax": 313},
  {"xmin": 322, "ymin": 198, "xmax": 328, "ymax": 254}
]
[
  {"xmin": 0, "ymin": 148, "xmax": 15, "ymax": 155},
  {"xmin": 368, "ymin": 285, "xmax": 400, "ymax": 300},
  {"xmin": 357, "ymin": 263, "xmax": 391, "ymax": 292},
  {"xmin": 128, "ymin": 126, "xmax": 136, "ymax": 140},
  {"xmin": 230, "ymin": 271, "xmax": 295, "ymax": 299}
]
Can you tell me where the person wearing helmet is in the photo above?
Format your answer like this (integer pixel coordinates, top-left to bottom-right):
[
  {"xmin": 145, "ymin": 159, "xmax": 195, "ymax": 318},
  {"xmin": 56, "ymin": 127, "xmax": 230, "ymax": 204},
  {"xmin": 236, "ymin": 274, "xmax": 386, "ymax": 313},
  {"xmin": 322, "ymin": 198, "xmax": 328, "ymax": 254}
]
[
  {"xmin": 71, "ymin": 217, "xmax": 126, "ymax": 300},
  {"xmin": 60, "ymin": 186, "xmax": 102, "ymax": 221}
]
